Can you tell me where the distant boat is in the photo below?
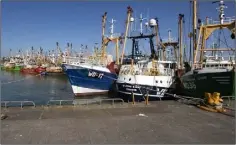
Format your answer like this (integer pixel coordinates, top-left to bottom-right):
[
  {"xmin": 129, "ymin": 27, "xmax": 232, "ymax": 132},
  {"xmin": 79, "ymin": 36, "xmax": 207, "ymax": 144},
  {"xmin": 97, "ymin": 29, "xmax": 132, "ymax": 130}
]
[
  {"xmin": 13, "ymin": 63, "xmax": 24, "ymax": 71},
  {"xmin": 20, "ymin": 59, "xmax": 38, "ymax": 74},
  {"xmin": 35, "ymin": 66, "xmax": 46, "ymax": 74},
  {"xmin": 3, "ymin": 57, "xmax": 24, "ymax": 71}
]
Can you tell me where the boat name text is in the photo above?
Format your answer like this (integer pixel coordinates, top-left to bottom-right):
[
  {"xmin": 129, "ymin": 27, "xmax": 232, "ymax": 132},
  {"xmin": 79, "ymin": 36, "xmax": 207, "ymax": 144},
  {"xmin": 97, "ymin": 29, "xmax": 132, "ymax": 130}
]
[
  {"xmin": 183, "ymin": 81, "xmax": 196, "ymax": 89},
  {"xmin": 88, "ymin": 71, "xmax": 104, "ymax": 79}
]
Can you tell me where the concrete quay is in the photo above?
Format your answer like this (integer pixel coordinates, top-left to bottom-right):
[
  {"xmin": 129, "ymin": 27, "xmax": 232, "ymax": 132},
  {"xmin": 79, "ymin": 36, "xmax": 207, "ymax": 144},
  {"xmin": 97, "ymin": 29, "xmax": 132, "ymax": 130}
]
[{"xmin": 1, "ymin": 101, "xmax": 235, "ymax": 144}]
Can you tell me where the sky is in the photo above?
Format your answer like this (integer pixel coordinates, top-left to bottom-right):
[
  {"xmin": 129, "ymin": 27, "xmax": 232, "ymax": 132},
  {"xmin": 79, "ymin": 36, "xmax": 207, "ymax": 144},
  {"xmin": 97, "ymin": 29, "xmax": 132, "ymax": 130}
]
[{"xmin": 1, "ymin": 0, "xmax": 235, "ymax": 58}]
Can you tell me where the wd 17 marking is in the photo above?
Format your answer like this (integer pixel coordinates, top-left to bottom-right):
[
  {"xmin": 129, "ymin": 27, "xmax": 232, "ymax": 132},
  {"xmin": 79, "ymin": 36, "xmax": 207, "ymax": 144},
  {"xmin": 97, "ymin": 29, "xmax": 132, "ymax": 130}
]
[{"xmin": 88, "ymin": 71, "xmax": 104, "ymax": 79}]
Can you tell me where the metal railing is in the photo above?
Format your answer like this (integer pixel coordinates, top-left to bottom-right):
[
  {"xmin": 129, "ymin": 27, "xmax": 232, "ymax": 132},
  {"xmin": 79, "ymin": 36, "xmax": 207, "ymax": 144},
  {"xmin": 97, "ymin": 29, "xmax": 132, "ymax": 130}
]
[
  {"xmin": 46, "ymin": 98, "xmax": 124, "ymax": 107},
  {"xmin": 46, "ymin": 100, "xmax": 75, "ymax": 106},
  {"xmin": 206, "ymin": 17, "xmax": 235, "ymax": 25},
  {"xmin": 221, "ymin": 96, "xmax": 235, "ymax": 111},
  {"xmin": 97, "ymin": 98, "xmax": 124, "ymax": 105},
  {"xmin": 161, "ymin": 38, "xmax": 178, "ymax": 43},
  {"xmin": 1, "ymin": 101, "xmax": 36, "ymax": 109}
]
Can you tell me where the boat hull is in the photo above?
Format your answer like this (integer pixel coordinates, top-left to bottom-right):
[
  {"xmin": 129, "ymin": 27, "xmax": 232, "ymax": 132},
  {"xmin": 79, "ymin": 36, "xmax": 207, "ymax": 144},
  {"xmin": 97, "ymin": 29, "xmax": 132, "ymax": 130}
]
[
  {"xmin": 35, "ymin": 67, "xmax": 46, "ymax": 73},
  {"xmin": 20, "ymin": 68, "xmax": 37, "ymax": 74},
  {"xmin": 13, "ymin": 65, "xmax": 24, "ymax": 71},
  {"xmin": 178, "ymin": 70, "xmax": 235, "ymax": 98},
  {"xmin": 46, "ymin": 67, "xmax": 63, "ymax": 73},
  {"xmin": 116, "ymin": 83, "xmax": 171, "ymax": 101},
  {"xmin": 4, "ymin": 63, "xmax": 15, "ymax": 70},
  {"xmin": 116, "ymin": 75, "xmax": 175, "ymax": 101},
  {"xmin": 63, "ymin": 64, "xmax": 117, "ymax": 97}
]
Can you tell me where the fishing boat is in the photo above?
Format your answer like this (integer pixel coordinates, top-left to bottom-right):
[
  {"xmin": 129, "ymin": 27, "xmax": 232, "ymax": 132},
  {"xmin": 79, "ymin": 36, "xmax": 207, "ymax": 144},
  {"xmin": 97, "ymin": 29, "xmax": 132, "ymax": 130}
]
[
  {"xmin": 178, "ymin": 0, "xmax": 235, "ymax": 98},
  {"xmin": 12, "ymin": 55, "xmax": 24, "ymax": 71},
  {"xmin": 35, "ymin": 66, "xmax": 46, "ymax": 73},
  {"xmin": 3, "ymin": 58, "xmax": 23, "ymax": 71},
  {"xmin": 0, "ymin": 64, "xmax": 3, "ymax": 70},
  {"xmin": 116, "ymin": 9, "xmax": 177, "ymax": 102},
  {"xmin": 13, "ymin": 63, "xmax": 24, "ymax": 71},
  {"xmin": 46, "ymin": 66, "xmax": 63, "ymax": 73},
  {"xmin": 62, "ymin": 11, "xmax": 122, "ymax": 97},
  {"xmin": 3, "ymin": 61, "xmax": 15, "ymax": 70},
  {"xmin": 20, "ymin": 59, "xmax": 38, "ymax": 74},
  {"xmin": 63, "ymin": 60, "xmax": 117, "ymax": 96},
  {"xmin": 21, "ymin": 66, "xmax": 37, "ymax": 74}
]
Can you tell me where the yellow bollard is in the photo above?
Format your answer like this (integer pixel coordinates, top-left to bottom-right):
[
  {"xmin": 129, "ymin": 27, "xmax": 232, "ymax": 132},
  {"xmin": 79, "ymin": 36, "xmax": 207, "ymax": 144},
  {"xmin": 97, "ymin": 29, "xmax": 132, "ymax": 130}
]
[
  {"xmin": 213, "ymin": 92, "xmax": 222, "ymax": 104},
  {"xmin": 212, "ymin": 92, "xmax": 224, "ymax": 112},
  {"xmin": 132, "ymin": 93, "xmax": 135, "ymax": 105},
  {"xmin": 200, "ymin": 92, "xmax": 227, "ymax": 113},
  {"xmin": 145, "ymin": 94, "xmax": 149, "ymax": 105},
  {"xmin": 205, "ymin": 92, "xmax": 214, "ymax": 105}
]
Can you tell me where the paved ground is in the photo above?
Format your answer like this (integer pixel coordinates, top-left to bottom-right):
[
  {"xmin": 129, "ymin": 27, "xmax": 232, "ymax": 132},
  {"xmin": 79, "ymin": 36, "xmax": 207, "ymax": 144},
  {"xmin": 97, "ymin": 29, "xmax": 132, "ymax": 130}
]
[{"xmin": 1, "ymin": 101, "xmax": 235, "ymax": 144}]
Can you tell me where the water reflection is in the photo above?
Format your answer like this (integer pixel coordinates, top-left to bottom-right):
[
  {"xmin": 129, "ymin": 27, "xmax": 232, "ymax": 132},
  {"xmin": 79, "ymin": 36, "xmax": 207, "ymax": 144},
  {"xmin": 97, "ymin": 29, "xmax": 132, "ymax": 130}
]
[{"xmin": 1, "ymin": 71, "xmax": 74, "ymax": 105}]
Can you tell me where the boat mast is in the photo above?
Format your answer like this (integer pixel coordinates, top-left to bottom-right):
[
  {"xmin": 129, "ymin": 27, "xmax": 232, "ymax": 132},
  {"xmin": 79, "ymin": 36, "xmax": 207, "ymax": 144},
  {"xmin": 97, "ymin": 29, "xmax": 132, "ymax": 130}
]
[
  {"xmin": 70, "ymin": 43, "xmax": 73, "ymax": 57},
  {"xmin": 192, "ymin": 0, "xmax": 197, "ymax": 67},
  {"xmin": 31, "ymin": 46, "xmax": 34, "ymax": 59},
  {"xmin": 178, "ymin": 14, "xmax": 184, "ymax": 69},
  {"xmin": 235, "ymin": 0, "xmax": 236, "ymax": 70},
  {"xmin": 9, "ymin": 49, "xmax": 12, "ymax": 58},
  {"xmin": 193, "ymin": 0, "xmax": 235, "ymax": 66},
  {"xmin": 56, "ymin": 42, "xmax": 59, "ymax": 57},
  {"xmin": 120, "ymin": 6, "xmax": 133, "ymax": 65},
  {"xmin": 108, "ymin": 18, "xmax": 121, "ymax": 65},
  {"xmin": 101, "ymin": 12, "xmax": 107, "ymax": 60},
  {"xmin": 154, "ymin": 18, "xmax": 160, "ymax": 60},
  {"xmin": 161, "ymin": 29, "xmax": 178, "ymax": 63},
  {"xmin": 100, "ymin": 13, "xmax": 122, "ymax": 65},
  {"xmin": 215, "ymin": 0, "xmax": 227, "ymax": 57},
  {"xmin": 139, "ymin": 13, "xmax": 147, "ymax": 34}
]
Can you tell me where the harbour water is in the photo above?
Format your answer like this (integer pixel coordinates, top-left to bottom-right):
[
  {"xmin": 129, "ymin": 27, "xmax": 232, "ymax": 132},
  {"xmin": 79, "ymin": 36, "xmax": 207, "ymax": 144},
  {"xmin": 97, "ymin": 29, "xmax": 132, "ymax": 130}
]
[{"xmin": 1, "ymin": 70, "xmax": 74, "ymax": 105}]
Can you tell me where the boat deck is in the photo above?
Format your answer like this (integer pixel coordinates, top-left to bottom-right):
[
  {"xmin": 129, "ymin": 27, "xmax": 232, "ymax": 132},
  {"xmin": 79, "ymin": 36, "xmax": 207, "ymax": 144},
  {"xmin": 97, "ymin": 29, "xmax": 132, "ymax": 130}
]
[{"xmin": 1, "ymin": 100, "xmax": 235, "ymax": 144}]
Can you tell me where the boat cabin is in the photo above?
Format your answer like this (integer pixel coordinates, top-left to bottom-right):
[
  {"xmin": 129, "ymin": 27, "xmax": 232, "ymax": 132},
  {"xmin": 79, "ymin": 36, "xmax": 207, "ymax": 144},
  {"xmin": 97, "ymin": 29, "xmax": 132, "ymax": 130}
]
[{"xmin": 202, "ymin": 55, "xmax": 235, "ymax": 69}]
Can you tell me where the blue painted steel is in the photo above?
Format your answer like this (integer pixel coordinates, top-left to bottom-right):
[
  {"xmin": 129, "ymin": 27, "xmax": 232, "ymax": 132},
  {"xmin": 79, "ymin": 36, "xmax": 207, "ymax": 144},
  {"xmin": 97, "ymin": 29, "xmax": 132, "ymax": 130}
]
[{"xmin": 63, "ymin": 64, "xmax": 117, "ymax": 91}]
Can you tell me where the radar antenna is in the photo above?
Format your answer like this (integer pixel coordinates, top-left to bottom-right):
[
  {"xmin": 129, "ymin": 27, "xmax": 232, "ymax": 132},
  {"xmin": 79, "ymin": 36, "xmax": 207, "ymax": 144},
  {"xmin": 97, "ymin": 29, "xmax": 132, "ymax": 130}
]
[{"xmin": 212, "ymin": 0, "xmax": 227, "ymax": 24}]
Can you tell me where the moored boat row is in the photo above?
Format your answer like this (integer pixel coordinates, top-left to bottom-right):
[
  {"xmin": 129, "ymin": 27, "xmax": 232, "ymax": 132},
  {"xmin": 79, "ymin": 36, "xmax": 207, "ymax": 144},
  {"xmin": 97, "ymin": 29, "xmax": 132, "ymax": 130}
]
[
  {"xmin": 1, "ymin": 1, "xmax": 235, "ymax": 102},
  {"xmin": 62, "ymin": 2, "xmax": 235, "ymax": 101}
]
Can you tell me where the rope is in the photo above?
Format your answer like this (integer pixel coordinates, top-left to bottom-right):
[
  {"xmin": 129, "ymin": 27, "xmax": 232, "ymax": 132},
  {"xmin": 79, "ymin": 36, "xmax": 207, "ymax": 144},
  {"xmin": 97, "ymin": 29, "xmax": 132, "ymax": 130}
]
[
  {"xmin": 212, "ymin": 32, "xmax": 234, "ymax": 50},
  {"xmin": 222, "ymin": 30, "xmax": 233, "ymax": 56}
]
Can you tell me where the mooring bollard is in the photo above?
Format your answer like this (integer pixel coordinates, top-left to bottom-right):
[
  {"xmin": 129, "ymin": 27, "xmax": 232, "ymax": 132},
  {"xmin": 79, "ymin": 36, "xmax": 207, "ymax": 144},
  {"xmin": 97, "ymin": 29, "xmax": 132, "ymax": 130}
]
[
  {"xmin": 145, "ymin": 92, "xmax": 149, "ymax": 105},
  {"xmin": 132, "ymin": 92, "xmax": 135, "ymax": 105}
]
